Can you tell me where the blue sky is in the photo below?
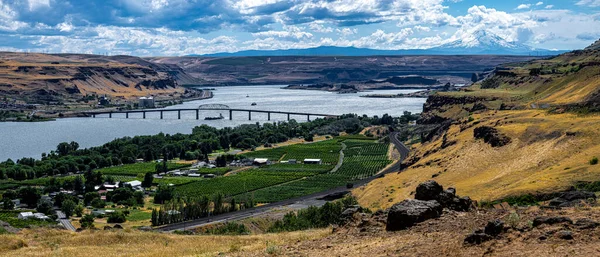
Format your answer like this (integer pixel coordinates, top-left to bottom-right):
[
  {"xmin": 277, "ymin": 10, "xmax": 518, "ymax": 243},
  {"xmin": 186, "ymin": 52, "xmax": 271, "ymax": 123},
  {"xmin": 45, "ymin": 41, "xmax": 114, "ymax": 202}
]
[{"xmin": 1, "ymin": 0, "xmax": 600, "ymax": 56}]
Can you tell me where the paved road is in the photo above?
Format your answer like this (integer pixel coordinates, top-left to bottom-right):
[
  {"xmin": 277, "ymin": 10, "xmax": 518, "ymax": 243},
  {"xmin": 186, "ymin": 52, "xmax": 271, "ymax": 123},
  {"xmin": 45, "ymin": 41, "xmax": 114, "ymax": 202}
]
[
  {"xmin": 56, "ymin": 210, "xmax": 76, "ymax": 231},
  {"xmin": 156, "ymin": 133, "xmax": 409, "ymax": 232}
]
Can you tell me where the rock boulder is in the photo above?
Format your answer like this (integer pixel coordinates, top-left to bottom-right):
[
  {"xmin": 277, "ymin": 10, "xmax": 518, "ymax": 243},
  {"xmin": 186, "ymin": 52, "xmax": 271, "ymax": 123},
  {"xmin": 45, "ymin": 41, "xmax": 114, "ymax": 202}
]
[{"xmin": 386, "ymin": 199, "xmax": 442, "ymax": 231}]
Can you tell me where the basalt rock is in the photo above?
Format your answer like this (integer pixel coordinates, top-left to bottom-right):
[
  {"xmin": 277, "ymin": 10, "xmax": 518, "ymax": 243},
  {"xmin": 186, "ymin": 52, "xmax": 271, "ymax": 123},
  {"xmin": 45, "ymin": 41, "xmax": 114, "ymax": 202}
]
[
  {"xmin": 484, "ymin": 220, "xmax": 504, "ymax": 236},
  {"xmin": 415, "ymin": 180, "xmax": 443, "ymax": 201},
  {"xmin": 548, "ymin": 191, "xmax": 596, "ymax": 207},
  {"xmin": 386, "ymin": 199, "xmax": 442, "ymax": 231},
  {"xmin": 574, "ymin": 218, "xmax": 599, "ymax": 229},
  {"xmin": 464, "ymin": 232, "xmax": 493, "ymax": 245},
  {"xmin": 532, "ymin": 216, "xmax": 573, "ymax": 227}
]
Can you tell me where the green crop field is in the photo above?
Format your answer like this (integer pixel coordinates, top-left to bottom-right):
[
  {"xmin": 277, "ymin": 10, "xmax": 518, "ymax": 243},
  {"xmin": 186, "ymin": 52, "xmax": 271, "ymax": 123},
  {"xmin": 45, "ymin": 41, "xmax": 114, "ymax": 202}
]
[
  {"xmin": 243, "ymin": 140, "xmax": 342, "ymax": 164},
  {"xmin": 97, "ymin": 162, "xmax": 191, "ymax": 176},
  {"xmin": 189, "ymin": 167, "xmax": 232, "ymax": 176},
  {"xmin": 173, "ymin": 170, "xmax": 320, "ymax": 198},
  {"xmin": 236, "ymin": 139, "xmax": 391, "ymax": 203}
]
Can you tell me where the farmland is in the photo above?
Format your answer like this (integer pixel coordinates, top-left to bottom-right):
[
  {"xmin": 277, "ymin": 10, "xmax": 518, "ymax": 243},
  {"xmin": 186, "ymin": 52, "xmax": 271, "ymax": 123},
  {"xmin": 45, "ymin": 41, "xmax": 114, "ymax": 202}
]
[
  {"xmin": 235, "ymin": 139, "xmax": 391, "ymax": 203},
  {"xmin": 243, "ymin": 140, "xmax": 342, "ymax": 164},
  {"xmin": 174, "ymin": 170, "xmax": 321, "ymax": 198},
  {"xmin": 97, "ymin": 162, "xmax": 191, "ymax": 176}
]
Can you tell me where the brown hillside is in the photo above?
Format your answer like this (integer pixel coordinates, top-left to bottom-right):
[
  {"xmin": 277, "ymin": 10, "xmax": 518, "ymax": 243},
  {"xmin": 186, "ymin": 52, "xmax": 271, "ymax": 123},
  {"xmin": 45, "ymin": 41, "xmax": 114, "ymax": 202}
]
[
  {"xmin": 356, "ymin": 48, "xmax": 600, "ymax": 210},
  {"xmin": 0, "ymin": 52, "xmax": 183, "ymax": 104}
]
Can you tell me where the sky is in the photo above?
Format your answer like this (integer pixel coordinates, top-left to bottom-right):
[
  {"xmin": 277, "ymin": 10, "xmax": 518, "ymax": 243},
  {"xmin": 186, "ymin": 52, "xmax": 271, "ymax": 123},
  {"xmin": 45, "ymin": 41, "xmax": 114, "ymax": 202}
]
[{"xmin": 1, "ymin": 0, "xmax": 600, "ymax": 56}]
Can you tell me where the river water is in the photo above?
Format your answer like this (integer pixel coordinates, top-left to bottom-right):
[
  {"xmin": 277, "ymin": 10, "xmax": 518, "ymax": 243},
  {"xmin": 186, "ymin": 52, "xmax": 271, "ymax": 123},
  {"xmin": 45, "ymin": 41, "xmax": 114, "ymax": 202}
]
[{"xmin": 0, "ymin": 85, "xmax": 426, "ymax": 161}]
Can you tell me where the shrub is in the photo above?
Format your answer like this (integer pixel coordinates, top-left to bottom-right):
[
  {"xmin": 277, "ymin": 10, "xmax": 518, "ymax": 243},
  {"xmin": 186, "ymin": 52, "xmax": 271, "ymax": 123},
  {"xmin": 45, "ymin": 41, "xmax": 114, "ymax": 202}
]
[
  {"xmin": 590, "ymin": 157, "xmax": 598, "ymax": 165},
  {"xmin": 80, "ymin": 214, "xmax": 95, "ymax": 229},
  {"xmin": 107, "ymin": 211, "xmax": 127, "ymax": 223},
  {"xmin": 91, "ymin": 198, "xmax": 105, "ymax": 209}
]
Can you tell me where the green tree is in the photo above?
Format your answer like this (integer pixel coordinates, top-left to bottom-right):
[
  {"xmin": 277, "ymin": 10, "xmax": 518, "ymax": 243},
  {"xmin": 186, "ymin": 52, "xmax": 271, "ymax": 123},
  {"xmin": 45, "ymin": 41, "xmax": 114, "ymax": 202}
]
[
  {"xmin": 142, "ymin": 172, "xmax": 154, "ymax": 188},
  {"xmin": 80, "ymin": 214, "xmax": 95, "ymax": 229},
  {"xmin": 84, "ymin": 192, "xmax": 100, "ymax": 206},
  {"xmin": 18, "ymin": 186, "xmax": 41, "ymax": 207},
  {"xmin": 2, "ymin": 199, "xmax": 14, "ymax": 210},
  {"xmin": 107, "ymin": 211, "xmax": 127, "ymax": 223},
  {"xmin": 61, "ymin": 199, "xmax": 76, "ymax": 218},
  {"xmin": 36, "ymin": 200, "xmax": 53, "ymax": 215},
  {"xmin": 74, "ymin": 204, "xmax": 84, "ymax": 217}
]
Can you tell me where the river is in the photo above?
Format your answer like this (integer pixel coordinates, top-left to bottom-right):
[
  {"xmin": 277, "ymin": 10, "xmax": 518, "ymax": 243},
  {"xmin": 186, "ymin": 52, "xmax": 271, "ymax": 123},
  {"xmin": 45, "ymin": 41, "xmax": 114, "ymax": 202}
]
[{"xmin": 0, "ymin": 85, "xmax": 426, "ymax": 161}]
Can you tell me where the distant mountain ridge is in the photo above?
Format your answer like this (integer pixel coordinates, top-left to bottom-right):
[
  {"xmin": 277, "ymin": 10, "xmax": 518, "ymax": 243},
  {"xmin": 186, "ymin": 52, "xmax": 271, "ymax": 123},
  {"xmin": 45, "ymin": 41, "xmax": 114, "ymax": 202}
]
[{"xmin": 194, "ymin": 31, "xmax": 567, "ymax": 57}]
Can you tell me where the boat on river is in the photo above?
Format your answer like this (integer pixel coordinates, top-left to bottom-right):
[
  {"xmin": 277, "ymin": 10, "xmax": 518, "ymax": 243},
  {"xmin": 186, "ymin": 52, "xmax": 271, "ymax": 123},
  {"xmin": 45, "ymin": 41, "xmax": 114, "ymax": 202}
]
[{"xmin": 204, "ymin": 113, "xmax": 224, "ymax": 120}]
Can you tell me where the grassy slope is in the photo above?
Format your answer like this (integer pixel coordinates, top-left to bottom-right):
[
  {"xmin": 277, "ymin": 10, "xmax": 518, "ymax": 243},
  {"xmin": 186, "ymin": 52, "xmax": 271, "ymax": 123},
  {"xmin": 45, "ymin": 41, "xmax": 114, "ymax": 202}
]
[
  {"xmin": 0, "ymin": 228, "xmax": 330, "ymax": 257},
  {"xmin": 356, "ymin": 49, "xmax": 600, "ymax": 210}
]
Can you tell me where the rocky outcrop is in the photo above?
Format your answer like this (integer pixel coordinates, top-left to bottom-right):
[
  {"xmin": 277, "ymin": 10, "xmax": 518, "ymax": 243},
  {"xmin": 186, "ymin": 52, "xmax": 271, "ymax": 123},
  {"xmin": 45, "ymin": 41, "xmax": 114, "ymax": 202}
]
[
  {"xmin": 387, "ymin": 181, "xmax": 474, "ymax": 231},
  {"xmin": 473, "ymin": 126, "xmax": 511, "ymax": 147},
  {"xmin": 386, "ymin": 199, "xmax": 442, "ymax": 231},
  {"xmin": 414, "ymin": 180, "xmax": 475, "ymax": 211},
  {"xmin": 532, "ymin": 216, "xmax": 573, "ymax": 227},
  {"xmin": 548, "ymin": 191, "xmax": 596, "ymax": 207}
]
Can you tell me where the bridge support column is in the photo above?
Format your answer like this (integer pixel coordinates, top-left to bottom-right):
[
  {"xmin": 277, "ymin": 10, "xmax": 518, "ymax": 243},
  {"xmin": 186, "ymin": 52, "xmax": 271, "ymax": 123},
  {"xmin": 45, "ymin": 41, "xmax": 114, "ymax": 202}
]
[
  {"xmin": 196, "ymin": 110, "xmax": 199, "ymax": 120},
  {"xmin": 229, "ymin": 110, "xmax": 233, "ymax": 120},
  {"xmin": 160, "ymin": 111, "xmax": 163, "ymax": 119},
  {"xmin": 287, "ymin": 113, "xmax": 290, "ymax": 121},
  {"xmin": 109, "ymin": 112, "xmax": 112, "ymax": 118},
  {"xmin": 248, "ymin": 111, "xmax": 251, "ymax": 121},
  {"xmin": 125, "ymin": 112, "xmax": 129, "ymax": 119},
  {"xmin": 307, "ymin": 115, "xmax": 310, "ymax": 121},
  {"xmin": 143, "ymin": 112, "xmax": 146, "ymax": 119},
  {"xmin": 178, "ymin": 110, "xmax": 181, "ymax": 119},
  {"xmin": 268, "ymin": 112, "xmax": 271, "ymax": 121},
  {"xmin": 92, "ymin": 114, "xmax": 96, "ymax": 118}
]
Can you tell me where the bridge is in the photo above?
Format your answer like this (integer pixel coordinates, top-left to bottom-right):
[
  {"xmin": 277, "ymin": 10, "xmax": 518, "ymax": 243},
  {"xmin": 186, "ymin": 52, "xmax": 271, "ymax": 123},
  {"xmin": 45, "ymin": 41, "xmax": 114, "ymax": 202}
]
[{"xmin": 84, "ymin": 104, "xmax": 339, "ymax": 121}]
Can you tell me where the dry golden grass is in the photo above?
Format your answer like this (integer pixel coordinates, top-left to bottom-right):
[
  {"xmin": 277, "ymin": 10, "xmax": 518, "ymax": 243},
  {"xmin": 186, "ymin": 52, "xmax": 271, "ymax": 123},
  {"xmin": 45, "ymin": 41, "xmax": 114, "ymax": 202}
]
[
  {"xmin": 356, "ymin": 109, "xmax": 600, "ymax": 210},
  {"xmin": 0, "ymin": 228, "xmax": 330, "ymax": 257}
]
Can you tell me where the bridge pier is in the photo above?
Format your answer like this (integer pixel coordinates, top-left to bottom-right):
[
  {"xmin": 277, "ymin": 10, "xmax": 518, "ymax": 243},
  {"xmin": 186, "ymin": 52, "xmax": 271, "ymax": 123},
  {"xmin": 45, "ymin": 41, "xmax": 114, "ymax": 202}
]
[
  {"xmin": 287, "ymin": 113, "xmax": 290, "ymax": 121},
  {"xmin": 143, "ymin": 111, "xmax": 146, "ymax": 119},
  {"xmin": 109, "ymin": 112, "xmax": 112, "ymax": 118},
  {"xmin": 92, "ymin": 114, "xmax": 96, "ymax": 118},
  {"xmin": 160, "ymin": 111, "xmax": 163, "ymax": 119},
  {"xmin": 248, "ymin": 111, "xmax": 251, "ymax": 121},
  {"xmin": 178, "ymin": 110, "xmax": 181, "ymax": 120},
  {"xmin": 268, "ymin": 112, "xmax": 271, "ymax": 121},
  {"xmin": 195, "ymin": 110, "xmax": 199, "ymax": 120},
  {"xmin": 125, "ymin": 112, "xmax": 129, "ymax": 119},
  {"xmin": 229, "ymin": 110, "xmax": 233, "ymax": 120},
  {"xmin": 307, "ymin": 115, "xmax": 310, "ymax": 121}
]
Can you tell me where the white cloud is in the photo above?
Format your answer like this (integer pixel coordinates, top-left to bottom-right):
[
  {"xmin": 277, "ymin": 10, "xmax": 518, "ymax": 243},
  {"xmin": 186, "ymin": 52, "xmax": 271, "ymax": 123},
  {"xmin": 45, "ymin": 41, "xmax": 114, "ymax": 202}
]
[
  {"xmin": 536, "ymin": 2, "xmax": 544, "ymax": 6},
  {"xmin": 576, "ymin": 0, "xmax": 600, "ymax": 7},
  {"xmin": 545, "ymin": 5, "xmax": 554, "ymax": 9},
  {"xmin": 336, "ymin": 27, "xmax": 357, "ymax": 37},
  {"xmin": 516, "ymin": 4, "xmax": 531, "ymax": 10},
  {"xmin": 27, "ymin": 0, "xmax": 50, "ymax": 11},
  {"xmin": 308, "ymin": 22, "xmax": 334, "ymax": 33}
]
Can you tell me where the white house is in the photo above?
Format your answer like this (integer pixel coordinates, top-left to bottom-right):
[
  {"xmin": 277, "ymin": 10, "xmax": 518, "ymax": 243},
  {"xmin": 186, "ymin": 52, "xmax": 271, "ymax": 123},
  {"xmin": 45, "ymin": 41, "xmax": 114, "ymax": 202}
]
[
  {"xmin": 124, "ymin": 180, "xmax": 143, "ymax": 191},
  {"xmin": 304, "ymin": 159, "xmax": 322, "ymax": 164},
  {"xmin": 18, "ymin": 212, "xmax": 49, "ymax": 220},
  {"xmin": 253, "ymin": 158, "xmax": 270, "ymax": 166}
]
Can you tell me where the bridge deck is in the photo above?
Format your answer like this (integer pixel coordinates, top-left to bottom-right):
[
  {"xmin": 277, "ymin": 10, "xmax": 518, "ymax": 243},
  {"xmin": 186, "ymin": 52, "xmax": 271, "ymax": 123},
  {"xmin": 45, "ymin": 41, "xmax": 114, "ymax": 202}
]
[{"xmin": 87, "ymin": 108, "xmax": 338, "ymax": 117}]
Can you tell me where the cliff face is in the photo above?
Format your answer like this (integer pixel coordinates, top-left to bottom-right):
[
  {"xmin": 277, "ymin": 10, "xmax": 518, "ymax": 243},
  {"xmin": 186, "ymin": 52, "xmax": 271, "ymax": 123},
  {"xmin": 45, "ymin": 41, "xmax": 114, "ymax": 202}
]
[
  {"xmin": 0, "ymin": 52, "xmax": 183, "ymax": 104},
  {"xmin": 356, "ymin": 48, "xmax": 600, "ymax": 210}
]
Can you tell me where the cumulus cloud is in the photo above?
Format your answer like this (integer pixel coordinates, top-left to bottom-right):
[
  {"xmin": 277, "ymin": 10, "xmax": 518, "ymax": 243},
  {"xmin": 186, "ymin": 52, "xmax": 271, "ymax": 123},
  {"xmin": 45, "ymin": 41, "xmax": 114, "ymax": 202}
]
[
  {"xmin": 0, "ymin": 0, "xmax": 598, "ymax": 55},
  {"xmin": 576, "ymin": 0, "xmax": 600, "ymax": 7}
]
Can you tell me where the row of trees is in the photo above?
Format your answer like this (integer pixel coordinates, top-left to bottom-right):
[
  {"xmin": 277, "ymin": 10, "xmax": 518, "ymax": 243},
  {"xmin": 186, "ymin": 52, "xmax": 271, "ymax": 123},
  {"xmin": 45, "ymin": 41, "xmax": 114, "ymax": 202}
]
[
  {"xmin": 268, "ymin": 196, "xmax": 359, "ymax": 232},
  {"xmin": 151, "ymin": 194, "xmax": 255, "ymax": 226}
]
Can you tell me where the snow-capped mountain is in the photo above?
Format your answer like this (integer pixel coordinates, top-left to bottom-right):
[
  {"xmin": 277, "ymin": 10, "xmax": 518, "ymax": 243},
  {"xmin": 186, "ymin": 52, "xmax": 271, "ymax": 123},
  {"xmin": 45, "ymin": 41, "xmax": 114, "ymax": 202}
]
[
  {"xmin": 197, "ymin": 30, "xmax": 566, "ymax": 57},
  {"xmin": 430, "ymin": 30, "xmax": 542, "ymax": 55}
]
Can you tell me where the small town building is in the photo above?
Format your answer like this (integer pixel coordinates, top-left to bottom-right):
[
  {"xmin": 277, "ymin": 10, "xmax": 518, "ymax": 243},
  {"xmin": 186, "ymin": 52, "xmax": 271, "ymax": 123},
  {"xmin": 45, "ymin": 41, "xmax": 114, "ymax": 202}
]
[
  {"xmin": 124, "ymin": 180, "xmax": 143, "ymax": 191},
  {"xmin": 287, "ymin": 159, "xmax": 297, "ymax": 164},
  {"xmin": 203, "ymin": 174, "xmax": 215, "ymax": 178},
  {"xmin": 253, "ymin": 158, "xmax": 270, "ymax": 166},
  {"xmin": 138, "ymin": 96, "xmax": 155, "ymax": 108},
  {"xmin": 188, "ymin": 173, "xmax": 201, "ymax": 177},
  {"xmin": 18, "ymin": 212, "xmax": 49, "ymax": 220},
  {"xmin": 303, "ymin": 159, "xmax": 322, "ymax": 164}
]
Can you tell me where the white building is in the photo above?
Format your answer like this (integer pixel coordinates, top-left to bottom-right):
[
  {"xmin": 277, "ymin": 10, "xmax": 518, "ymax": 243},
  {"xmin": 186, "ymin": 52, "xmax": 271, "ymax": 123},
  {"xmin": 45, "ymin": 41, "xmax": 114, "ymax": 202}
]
[
  {"xmin": 304, "ymin": 159, "xmax": 322, "ymax": 164},
  {"xmin": 18, "ymin": 212, "xmax": 49, "ymax": 220},
  {"xmin": 139, "ymin": 97, "xmax": 155, "ymax": 108},
  {"xmin": 253, "ymin": 158, "xmax": 270, "ymax": 166},
  {"xmin": 124, "ymin": 180, "xmax": 143, "ymax": 191}
]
